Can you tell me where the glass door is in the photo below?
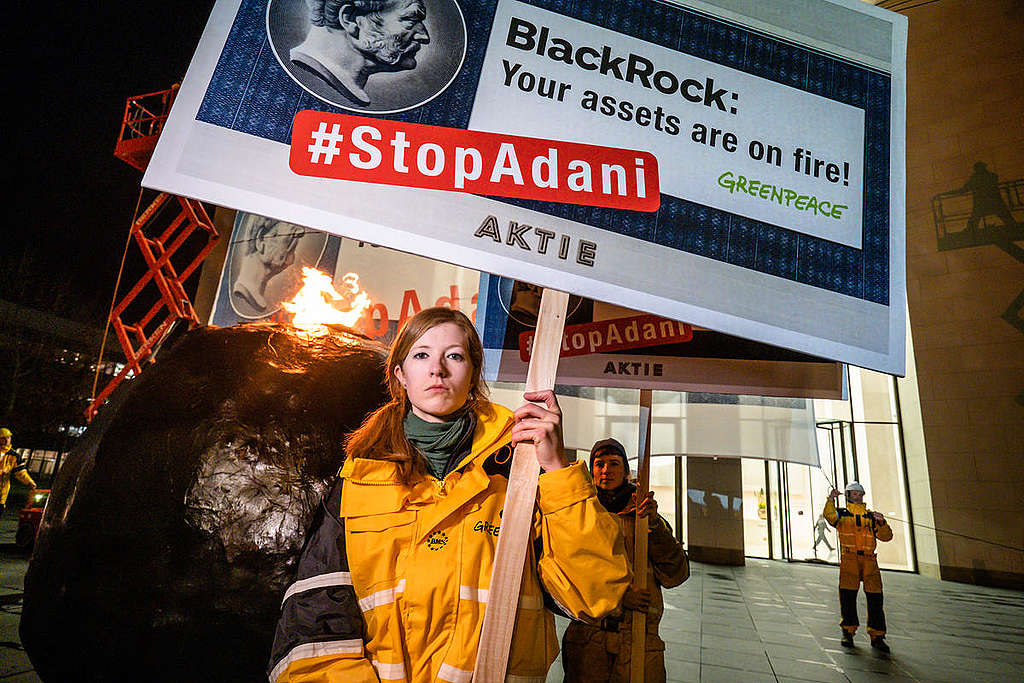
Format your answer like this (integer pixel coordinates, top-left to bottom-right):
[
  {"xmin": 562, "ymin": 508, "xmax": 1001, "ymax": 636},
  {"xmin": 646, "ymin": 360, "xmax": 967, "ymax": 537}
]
[
  {"xmin": 791, "ymin": 420, "xmax": 854, "ymax": 564},
  {"xmin": 741, "ymin": 458, "xmax": 770, "ymax": 558},
  {"xmin": 782, "ymin": 463, "xmax": 812, "ymax": 560}
]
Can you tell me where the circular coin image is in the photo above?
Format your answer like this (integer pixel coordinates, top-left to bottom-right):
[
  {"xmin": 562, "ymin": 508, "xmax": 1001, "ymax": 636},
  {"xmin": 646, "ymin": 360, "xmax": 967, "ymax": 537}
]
[{"xmin": 267, "ymin": 0, "xmax": 467, "ymax": 113}]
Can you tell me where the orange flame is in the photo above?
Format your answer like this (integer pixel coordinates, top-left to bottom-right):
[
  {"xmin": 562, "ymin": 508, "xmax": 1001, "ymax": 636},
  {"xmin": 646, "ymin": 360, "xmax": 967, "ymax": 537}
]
[{"xmin": 282, "ymin": 267, "xmax": 371, "ymax": 336}]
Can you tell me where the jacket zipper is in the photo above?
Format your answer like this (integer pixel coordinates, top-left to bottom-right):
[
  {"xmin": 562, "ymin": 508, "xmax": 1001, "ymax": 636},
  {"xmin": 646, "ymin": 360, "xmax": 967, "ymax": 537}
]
[
  {"xmin": 349, "ymin": 474, "xmax": 455, "ymax": 496},
  {"xmin": 433, "ymin": 469, "xmax": 462, "ymax": 497}
]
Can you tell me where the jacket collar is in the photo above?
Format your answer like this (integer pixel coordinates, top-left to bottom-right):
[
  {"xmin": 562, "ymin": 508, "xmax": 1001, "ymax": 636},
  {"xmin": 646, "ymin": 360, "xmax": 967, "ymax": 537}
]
[
  {"xmin": 339, "ymin": 403, "xmax": 514, "ymax": 536},
  {"xmin": 339, "ymin": 404, "xmax": 513, "ymax": 481},
  {"xmin": 452, "ymin": 403, "xmax": 513, "ymax": 472}
]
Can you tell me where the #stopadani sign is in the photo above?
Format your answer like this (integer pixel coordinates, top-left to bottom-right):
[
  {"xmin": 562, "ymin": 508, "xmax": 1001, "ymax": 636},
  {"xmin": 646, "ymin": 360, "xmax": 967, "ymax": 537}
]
[
  {"xmin": 143, "ymin": 0, "xmax": 908, "ymax": 375},
  {"xmin": 289, "ymin": 112, "xmax": 659, "ymax": 210},
  {"xmin": 518, "ymin": 314, "xmax": 692, "ymax": 362}
]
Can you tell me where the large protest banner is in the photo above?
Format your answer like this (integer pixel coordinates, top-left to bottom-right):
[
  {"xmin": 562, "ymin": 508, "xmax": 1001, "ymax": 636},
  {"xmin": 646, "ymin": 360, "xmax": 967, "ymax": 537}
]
[{"xmin": 146, "ymin": 0, "xmax": 907, "ymax": 373}]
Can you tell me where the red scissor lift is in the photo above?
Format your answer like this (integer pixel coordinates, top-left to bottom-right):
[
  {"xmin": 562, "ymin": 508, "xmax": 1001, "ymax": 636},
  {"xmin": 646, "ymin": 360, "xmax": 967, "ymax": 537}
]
[{"xmin": 86, "ymin": 87, "xmax": 220, "ymax": 420}]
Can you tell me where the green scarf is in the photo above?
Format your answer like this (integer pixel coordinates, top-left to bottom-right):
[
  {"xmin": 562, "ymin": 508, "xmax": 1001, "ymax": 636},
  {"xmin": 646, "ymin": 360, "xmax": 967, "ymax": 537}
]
[{"xmin": 403, "ymin": 409, "xmax": 477, "ymax": 480}]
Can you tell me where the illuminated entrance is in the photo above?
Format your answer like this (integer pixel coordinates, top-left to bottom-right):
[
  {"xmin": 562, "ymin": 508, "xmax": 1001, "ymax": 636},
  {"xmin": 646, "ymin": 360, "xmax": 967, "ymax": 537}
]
[{"xmin": 740, "ymin": 366, "xmax": 916, "ymax": 571}]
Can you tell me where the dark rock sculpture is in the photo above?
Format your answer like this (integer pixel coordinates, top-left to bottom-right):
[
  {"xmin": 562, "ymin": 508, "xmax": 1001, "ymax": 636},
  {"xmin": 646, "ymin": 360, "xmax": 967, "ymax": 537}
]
[{"xmin": 21, "ymin": 323, "xmax": 388, "ymax": 682}]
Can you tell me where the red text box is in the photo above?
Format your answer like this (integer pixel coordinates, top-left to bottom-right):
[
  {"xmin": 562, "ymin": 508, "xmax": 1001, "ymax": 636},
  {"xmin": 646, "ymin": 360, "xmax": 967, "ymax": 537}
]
[
  {"xmin": 290, "ymin": 111, "xmax": 660, "ymax": 212},
  {"xmin": 519, "ymin": 314, "xmax": 693, "ymax": 361}
]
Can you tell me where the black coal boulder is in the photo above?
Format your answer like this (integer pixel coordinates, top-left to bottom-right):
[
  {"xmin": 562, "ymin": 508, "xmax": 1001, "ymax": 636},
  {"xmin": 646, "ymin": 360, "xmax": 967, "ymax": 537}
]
[{"xmin": 21, "ymin": 323, "xmax": 389, "ymax": 682}]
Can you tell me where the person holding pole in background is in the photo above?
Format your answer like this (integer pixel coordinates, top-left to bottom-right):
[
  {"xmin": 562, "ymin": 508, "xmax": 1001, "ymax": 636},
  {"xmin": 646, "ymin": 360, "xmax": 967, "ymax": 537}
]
[
  {"xmin": 268, "ymin": 307, "xmax": 630, "ymax": 682},
  {"xmin": 562, "ymin": 438, "xmax": 689, "ymax": 683},
  {"xmin": 825, "ymin": 481, "xmax": 894, "ymax": 653},
  {"xmin": 0, "ymin": 427, "xmax": 36, "ymax": 517}
]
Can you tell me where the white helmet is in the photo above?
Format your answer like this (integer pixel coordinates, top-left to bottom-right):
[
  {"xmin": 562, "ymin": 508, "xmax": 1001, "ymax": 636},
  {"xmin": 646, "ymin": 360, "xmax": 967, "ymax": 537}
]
[{"xmin": 845, "ymin": 481, "xmax": 865, "ymax": 494}]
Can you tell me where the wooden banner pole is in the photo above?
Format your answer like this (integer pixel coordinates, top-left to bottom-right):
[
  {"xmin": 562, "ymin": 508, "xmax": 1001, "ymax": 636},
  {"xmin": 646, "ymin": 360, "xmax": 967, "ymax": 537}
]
[
  {"xmin": 629, "ymin": 389, "xmax": 653, "ymax": 683},
  {"xmin": 473, "ymin": 288, "xmax": 569, "ymax": 682}
]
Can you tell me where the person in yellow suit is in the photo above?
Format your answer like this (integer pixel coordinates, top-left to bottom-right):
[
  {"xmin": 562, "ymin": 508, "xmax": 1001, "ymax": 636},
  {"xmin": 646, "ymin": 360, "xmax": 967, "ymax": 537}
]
[
  {"xmin": 267, "ymin": 308, "xmax": 631, "ymax": 682},
  {"xmin": 561, "ymin": 438, "xmax": 689, "ymax": 683},
  {"xmin": 824, "ymin": 481, "xmax": 893, "ymax": 653},
  {"xmin": 0, "ymin": 427, "xmax": 36, "ymax": 516}
]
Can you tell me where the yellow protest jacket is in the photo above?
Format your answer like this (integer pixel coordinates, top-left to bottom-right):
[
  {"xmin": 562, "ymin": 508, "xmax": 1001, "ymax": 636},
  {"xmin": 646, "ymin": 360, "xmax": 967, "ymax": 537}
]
[
  {"xmin": 823, "ymin": 499, "xmax": 893, "ymax": 557},
  {"xmin": 269, "ymin": 403, "xmax": 631, "ymax": 682},
  {"xmin": 0, "ymin": 451, "xmax": 36, "ymax": 505}
]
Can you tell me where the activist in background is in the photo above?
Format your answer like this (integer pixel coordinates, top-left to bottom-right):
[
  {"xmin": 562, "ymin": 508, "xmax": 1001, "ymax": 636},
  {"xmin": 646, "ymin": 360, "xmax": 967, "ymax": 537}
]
[
  {"xmin": 268, "ymin": 307, "xmax": 630, "ymax": 682},
  {"xmin": 0, "ymin": 427, "xmax": 36, "ymax": 516},
  {"xmin": 813, "ymin": 513, "xmax": 835, "ymax": 557},
  {"xmin": 562, "ymin": 437, "xmax": 689, "ymax": 683},
  {"xmin": 825, "ymin": 481, "xmax": 894, "ymax": 652}
]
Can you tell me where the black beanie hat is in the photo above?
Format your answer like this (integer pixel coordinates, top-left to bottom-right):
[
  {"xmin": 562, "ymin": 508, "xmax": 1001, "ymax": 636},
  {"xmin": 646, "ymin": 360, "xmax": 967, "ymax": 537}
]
[{"xmin": 589, "ymin": 438, "xmax": 630, "ymax": 475}]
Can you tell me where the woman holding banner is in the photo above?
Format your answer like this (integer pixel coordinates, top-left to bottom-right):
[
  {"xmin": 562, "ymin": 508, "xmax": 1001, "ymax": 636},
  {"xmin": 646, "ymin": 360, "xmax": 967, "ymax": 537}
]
[{"xmin": 268, "ymin": 307, "xmax": 630, "ymax": 682}]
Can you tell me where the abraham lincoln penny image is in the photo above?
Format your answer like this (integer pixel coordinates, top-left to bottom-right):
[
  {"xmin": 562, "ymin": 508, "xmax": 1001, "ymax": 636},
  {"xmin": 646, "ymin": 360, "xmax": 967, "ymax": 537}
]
[{"xmin": 268, "ymin": 0, "xmax": 467, "ymax": 113}]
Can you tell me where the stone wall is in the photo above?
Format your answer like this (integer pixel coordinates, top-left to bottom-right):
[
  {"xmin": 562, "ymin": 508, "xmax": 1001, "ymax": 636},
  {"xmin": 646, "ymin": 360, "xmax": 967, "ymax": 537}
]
[{"xmin": 903, "ymin": 0, "xmax": 1024, "ymax": 588}]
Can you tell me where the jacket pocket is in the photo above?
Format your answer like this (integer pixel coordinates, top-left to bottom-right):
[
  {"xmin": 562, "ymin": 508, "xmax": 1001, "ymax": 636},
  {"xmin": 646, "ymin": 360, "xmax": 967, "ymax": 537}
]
[
  {"xmin": 345, "ymin": 510, "xmax": 417, "ymax": 591},
  {"xmin": 346, "ymin": 510, "xmax": 416, "ymax": 532}
]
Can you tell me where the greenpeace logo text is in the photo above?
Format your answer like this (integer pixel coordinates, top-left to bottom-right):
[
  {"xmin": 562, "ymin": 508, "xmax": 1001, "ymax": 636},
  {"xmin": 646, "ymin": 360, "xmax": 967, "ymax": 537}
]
[
  {"xmin": 290, "ymin": 111, "xmax": 660, "ymax": 211},
  {"xmin": 473, "ymin": 520, "xmax": 500, "ymax": 536}
]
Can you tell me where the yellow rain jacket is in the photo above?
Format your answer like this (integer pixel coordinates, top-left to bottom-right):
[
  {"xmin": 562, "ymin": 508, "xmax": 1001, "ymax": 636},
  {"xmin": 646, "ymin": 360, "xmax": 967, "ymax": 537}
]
[
  {"xmin": 269, "ymin": 404, "xmax": 631, "ymax": 682},
  {"xmin": 1, "ymin": 450, "xmax": 36, "ymax": 506},
  {"xmin": 562, "ymin": 497, "xmax": 689, "ymax": 683},
  {"xmin": 823, "ymin": 499, "xmax": 892, "ymax": 592}
]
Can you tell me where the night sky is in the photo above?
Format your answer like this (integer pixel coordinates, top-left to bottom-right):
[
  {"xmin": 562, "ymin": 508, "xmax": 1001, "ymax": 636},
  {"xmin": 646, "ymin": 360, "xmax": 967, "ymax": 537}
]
[{"xmin": 5, "ymin": 3, "xmax": 216, "ymax": 323}]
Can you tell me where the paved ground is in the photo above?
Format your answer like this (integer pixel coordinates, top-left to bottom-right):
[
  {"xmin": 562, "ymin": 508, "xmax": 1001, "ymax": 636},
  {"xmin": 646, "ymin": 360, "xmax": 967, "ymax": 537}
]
[
  {"xmin": 2, "ymin": 513, "xmax": 1022, "ymax": 682},
  {"xmin": 546, "ymin": 558, "xmax": 1024, "ymax": 683},
  {"xmin": 0, "ymin": 515, "xmax": 39, "ymax": 683}
]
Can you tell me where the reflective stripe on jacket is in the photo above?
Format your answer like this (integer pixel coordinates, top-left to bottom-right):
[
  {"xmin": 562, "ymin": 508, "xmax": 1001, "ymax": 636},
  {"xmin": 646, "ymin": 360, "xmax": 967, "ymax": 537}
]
[
  {"xmin": 823, "ymin": 499, "xmax": 893, "ymax": 557},
  {"xmin": 268, "ymin": 403, "xmax": 631, "ymax": 682}
]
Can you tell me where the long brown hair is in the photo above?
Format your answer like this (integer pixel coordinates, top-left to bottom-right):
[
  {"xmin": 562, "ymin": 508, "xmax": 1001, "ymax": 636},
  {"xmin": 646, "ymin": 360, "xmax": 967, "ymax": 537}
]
[{"xmin": 344, "ymin": 307, "xmax": 492, "ymax": 483}]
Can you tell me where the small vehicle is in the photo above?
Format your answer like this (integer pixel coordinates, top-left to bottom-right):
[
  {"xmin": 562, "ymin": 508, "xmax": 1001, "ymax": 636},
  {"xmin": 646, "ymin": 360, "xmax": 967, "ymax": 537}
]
[{"xmin": 16, "ymin": 489, "xmax": 50, "ymax": 550}]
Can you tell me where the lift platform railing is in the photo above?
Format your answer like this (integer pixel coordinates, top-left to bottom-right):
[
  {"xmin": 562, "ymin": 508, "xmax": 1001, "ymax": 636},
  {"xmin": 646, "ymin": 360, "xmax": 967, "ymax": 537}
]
[
  {"xmin": 932, "ymin": 179, "xmax": 1023, "ymax": 251},
  {"xmin": 114, "ymin": 85, "xmax": 179, "ymax": 172}
]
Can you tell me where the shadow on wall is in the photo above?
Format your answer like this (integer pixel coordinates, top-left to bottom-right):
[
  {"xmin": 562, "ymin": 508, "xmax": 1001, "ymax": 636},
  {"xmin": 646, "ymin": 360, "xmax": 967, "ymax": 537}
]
[{"xmin": 932, "ymin": 161, "xmax": 1024, "ymax": 405}]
